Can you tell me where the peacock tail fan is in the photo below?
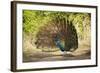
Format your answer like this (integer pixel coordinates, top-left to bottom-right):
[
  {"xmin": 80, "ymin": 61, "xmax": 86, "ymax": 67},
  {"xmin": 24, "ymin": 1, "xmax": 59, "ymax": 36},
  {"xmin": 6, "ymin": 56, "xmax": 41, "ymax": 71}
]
[{"xmin": 35, "ymin": 17, "xmax": 78, "ymax": 52}]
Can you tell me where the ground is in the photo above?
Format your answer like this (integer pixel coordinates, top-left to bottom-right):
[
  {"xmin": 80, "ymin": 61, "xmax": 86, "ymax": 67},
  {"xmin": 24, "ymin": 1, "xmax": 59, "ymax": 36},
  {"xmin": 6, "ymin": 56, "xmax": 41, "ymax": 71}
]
[{"xmin": 23, "ymin": 40, "xmax": 91, "ymax": 62}]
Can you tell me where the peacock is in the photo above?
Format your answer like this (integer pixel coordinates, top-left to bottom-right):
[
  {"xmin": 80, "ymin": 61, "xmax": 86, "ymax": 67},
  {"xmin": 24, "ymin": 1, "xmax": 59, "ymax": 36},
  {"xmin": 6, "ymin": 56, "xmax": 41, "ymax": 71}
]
[
  {"xmin": 53, "ymin": 35, "xmax": 65, "ymax": 52},
  {"xmin": 35, "ymin": 17, "xmax": 78, "ymax": 53}
]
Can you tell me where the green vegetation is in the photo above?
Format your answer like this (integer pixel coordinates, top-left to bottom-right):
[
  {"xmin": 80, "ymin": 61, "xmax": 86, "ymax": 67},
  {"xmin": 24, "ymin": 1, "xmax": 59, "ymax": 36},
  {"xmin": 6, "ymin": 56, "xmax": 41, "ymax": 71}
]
[
  {"xmin": 23, "ymin": 10, "xmax": 90, "ymax": 39},
  {"xmin": 23, "ymin": 10, "xmax": 91, "ymax": 51}
]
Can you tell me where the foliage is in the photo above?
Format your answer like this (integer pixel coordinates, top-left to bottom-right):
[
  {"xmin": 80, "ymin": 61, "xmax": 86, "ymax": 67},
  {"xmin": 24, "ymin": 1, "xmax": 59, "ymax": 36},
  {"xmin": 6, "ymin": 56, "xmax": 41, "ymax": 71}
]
[
  {"xmin": 23, "ymin": 10, "xmax": 91, "ymax": 51},
  {"xmin": 23, "ymin": 10, "xmax": 90, "ymax": 40}
]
